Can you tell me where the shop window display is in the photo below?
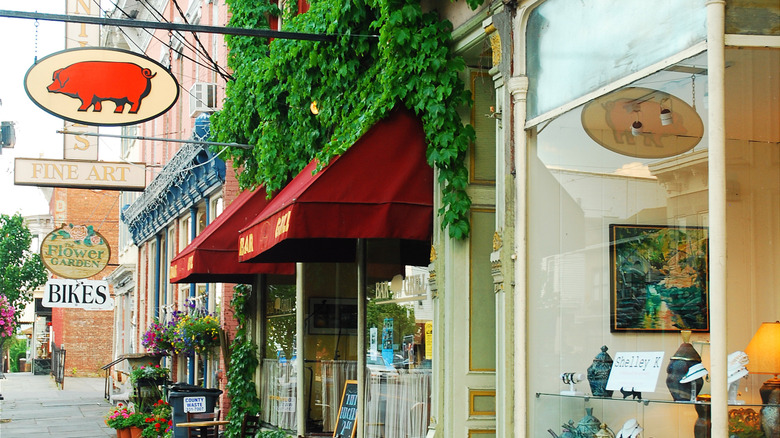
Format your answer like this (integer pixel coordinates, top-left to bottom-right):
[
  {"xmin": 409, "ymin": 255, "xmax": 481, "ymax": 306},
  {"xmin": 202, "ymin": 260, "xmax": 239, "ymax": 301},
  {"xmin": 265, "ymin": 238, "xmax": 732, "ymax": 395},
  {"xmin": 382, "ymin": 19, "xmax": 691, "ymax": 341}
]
[
  {"xmin": 528, "ymin": 46, "xmax": 779, "ymax": 437},
  {"xmin": 259, "ymin": 266, "xmax": 433, "ymax": 437},
  {"xmin": 261, "ymin": 280, "xmax": 297, "ymax": 430}
]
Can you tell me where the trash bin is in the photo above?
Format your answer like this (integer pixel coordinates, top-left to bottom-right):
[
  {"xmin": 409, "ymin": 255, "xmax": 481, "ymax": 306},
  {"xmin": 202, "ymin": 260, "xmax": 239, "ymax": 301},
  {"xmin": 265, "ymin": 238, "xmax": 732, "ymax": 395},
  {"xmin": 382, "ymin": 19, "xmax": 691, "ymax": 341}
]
[{"xmin": 168, "ymin": 382, "xmax": 223, "ymax": 438}]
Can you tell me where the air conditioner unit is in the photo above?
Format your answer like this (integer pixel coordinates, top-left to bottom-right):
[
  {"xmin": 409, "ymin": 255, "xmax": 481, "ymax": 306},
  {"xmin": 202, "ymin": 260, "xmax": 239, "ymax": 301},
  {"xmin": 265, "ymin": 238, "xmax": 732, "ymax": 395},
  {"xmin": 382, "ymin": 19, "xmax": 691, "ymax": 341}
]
[{"xmin": 189, "ymin": 82, "xmax": 217, "ymax": 117}]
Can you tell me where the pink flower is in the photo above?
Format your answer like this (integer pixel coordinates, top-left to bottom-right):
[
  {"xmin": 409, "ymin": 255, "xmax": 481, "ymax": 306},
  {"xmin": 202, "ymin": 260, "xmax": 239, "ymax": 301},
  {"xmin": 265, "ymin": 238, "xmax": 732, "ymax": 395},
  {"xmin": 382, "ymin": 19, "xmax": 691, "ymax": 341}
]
[{"xmin": 68, "ymin": 225, "xmax": 88, "ymax": 241}]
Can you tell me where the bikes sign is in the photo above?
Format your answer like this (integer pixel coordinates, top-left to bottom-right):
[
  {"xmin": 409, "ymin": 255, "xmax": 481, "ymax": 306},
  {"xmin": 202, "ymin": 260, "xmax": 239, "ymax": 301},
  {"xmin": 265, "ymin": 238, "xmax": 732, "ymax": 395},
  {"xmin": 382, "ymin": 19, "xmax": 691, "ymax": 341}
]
[{"xmin": 24, "ymin": 47, "xmax": 179, "ymax": 126}]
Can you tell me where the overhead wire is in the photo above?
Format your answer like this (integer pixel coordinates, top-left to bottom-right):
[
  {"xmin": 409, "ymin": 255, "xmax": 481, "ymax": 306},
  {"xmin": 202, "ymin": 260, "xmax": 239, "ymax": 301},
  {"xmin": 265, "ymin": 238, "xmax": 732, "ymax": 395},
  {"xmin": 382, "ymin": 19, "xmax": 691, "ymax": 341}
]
[
  {"xmin": 170, "ymin": 0, "xmax": 231, "ymax": 83},
  {"xmin": 129, "ymin": 0, "xmax": 233, "ymax": 82},
  {"xmin": 90, "ymin": 0, "xmax": 229, "ymax": 110},
  {"xmin": 94, "ymin": 0, "xmax": 232, "ymax": 83}
]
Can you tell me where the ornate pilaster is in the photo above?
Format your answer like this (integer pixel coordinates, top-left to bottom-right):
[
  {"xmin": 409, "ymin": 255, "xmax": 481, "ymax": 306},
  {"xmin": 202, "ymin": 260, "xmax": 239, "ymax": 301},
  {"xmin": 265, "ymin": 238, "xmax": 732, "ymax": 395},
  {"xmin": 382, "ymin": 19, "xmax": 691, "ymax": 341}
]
[
  {"xmin": 428, "ymin": 245, "xmax": 438, "ymax": 299},
  {"xmin": 491, "ymin": 231, "xmax": 504, "ymax": 294}
]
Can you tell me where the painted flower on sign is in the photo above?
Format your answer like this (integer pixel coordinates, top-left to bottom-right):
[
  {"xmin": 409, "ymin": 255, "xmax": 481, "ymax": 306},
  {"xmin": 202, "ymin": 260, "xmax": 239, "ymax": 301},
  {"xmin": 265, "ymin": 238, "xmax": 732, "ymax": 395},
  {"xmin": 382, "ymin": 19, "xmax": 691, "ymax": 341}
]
[{"xmin": 52, "ymin": 223, "xmax": 104, "ymax": 246}]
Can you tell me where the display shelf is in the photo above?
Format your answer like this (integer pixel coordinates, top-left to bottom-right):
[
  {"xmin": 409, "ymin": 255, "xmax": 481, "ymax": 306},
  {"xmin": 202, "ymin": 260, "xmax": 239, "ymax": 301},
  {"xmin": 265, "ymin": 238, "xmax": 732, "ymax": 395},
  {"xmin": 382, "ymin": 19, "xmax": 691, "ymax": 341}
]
[{"xmin": 535, "ymin": 392, "xmax": 778, "ymax": 408}]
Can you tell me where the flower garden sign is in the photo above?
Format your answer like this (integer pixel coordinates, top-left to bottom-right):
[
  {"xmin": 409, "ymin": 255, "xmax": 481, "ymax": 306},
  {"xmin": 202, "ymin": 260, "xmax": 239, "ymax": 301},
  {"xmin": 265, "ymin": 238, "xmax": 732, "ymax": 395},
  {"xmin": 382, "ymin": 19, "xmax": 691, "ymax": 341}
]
[
  {"xmin": 40, "ymin": 224, "xmax": 114, "ymax": 310},
  {"xmin": 41, "ymin": 224, "xmax": 110, "ymax": 278}
]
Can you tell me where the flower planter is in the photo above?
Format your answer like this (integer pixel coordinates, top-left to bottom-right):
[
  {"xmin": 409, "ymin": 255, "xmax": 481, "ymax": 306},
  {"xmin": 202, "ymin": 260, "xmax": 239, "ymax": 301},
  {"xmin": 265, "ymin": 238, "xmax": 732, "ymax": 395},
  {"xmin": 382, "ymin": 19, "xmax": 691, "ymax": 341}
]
[
  {"xmin": 129, "ymin": 426, "xmax": 144, "ymax": 438},
  {"xmin": 116, "ymin": 428, "xmax": 131, "ymax": 438}
]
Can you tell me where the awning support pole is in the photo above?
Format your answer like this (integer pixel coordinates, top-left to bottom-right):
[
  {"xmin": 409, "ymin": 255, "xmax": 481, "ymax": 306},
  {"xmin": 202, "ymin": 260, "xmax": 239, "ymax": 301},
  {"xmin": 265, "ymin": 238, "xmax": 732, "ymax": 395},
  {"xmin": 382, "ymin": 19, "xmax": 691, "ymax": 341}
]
[
  {"xmin": 296, "ymin": 263, "xmax": 305, "ymax": 437},
  {"xmin": 356, "ymin": 239, "xmax": 367, "ymax": 438}
]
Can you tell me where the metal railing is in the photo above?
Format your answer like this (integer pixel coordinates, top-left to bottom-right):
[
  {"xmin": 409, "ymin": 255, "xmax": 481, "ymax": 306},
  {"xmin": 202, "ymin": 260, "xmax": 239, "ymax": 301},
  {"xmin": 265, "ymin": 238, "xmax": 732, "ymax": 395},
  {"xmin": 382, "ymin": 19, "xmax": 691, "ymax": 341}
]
[{"xmin": 52, "ymin": 344, "xmax": 66, "ymax": 389}]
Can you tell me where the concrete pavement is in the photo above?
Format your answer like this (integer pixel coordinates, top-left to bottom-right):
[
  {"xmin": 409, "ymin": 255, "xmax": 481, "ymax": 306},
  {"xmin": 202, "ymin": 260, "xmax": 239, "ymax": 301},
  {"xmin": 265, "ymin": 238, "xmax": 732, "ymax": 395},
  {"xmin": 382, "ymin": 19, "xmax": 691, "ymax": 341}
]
[{"xmin": 0, "ymin": 372, "xmax": 116, "ymax": 437}]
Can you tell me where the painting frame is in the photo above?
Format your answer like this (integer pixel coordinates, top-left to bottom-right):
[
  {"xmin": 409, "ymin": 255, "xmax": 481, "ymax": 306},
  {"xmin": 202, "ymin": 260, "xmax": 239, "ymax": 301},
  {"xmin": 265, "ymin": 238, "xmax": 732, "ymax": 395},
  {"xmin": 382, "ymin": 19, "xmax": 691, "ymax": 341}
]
[
  {"xmin": 308, "ymin": 297, "xmax": 358, "ymax": 335},
  {"xmin": 609, "ymin": 224, "xmax": 710, "ymax": 333}
]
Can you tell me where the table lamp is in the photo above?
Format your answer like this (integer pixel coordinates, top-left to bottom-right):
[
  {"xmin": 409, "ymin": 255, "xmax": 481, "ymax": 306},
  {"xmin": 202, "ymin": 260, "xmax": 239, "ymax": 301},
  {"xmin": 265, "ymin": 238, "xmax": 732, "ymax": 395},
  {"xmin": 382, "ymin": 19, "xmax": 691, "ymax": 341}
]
[{"xmin": 744, "ymin": 321, "xmax": 780, "ymax": 438}]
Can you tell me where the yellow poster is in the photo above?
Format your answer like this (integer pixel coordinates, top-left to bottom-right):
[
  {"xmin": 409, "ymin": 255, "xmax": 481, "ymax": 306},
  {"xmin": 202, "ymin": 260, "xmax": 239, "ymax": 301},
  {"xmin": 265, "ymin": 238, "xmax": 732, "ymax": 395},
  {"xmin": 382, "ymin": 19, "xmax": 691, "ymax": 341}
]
[{"xmin": 424, "ymin": 321, "xmax": 433, "ymax": 360}]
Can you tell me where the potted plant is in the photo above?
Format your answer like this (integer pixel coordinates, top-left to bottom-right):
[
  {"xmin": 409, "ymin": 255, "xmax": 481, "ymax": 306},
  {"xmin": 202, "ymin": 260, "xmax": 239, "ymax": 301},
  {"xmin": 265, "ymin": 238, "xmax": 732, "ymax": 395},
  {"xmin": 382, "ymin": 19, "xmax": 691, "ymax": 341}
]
[
  {"xmin": 105, "ymin": 403, "xmax": 133, "ymax": 438},
  {"xmin": 125, "ymin": 412, "xmax": 149, "ymax": 438},
  {"xmin": 130, "ymin": 363, "xmax": 170, "ymax": 386},
  {"xmin": 141, "ymin": 399, "xmax": 173, "ymax": 438},
  {"xmin": 130, "ymin": 364, "xmax": 170, "ymax": 412}
]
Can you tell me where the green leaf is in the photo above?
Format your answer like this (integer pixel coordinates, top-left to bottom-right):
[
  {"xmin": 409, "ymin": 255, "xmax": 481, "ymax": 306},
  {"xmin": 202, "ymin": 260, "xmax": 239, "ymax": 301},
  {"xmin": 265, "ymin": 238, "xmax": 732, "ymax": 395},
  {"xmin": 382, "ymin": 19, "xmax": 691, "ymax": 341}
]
[{"xmin": 215, "ymin": 0, "xmax": 483, "ymax": 239}]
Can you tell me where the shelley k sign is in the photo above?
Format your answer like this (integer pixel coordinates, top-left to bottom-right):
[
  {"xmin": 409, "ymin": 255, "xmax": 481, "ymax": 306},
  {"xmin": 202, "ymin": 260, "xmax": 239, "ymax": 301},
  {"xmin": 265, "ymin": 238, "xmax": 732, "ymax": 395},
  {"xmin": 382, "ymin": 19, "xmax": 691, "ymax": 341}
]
[{"xmin": 24, "ymin": 47, "xmax": 179, "ymax": 126}]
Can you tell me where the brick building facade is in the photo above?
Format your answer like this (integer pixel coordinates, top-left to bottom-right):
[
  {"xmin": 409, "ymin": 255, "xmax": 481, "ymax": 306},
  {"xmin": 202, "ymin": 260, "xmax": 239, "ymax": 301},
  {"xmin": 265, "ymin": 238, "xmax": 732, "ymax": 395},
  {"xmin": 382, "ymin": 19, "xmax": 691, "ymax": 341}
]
[{"xmin": 48, "ymin": 187, "xmax": 118, "ymax": 376}]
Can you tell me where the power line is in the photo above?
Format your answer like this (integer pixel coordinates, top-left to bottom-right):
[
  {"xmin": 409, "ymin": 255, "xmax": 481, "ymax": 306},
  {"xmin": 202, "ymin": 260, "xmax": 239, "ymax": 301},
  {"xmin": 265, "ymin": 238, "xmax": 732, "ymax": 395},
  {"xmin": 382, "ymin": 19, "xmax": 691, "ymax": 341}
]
[
  {"xmin": 117, "ymin": 0, "xmax": 233, "ymax": 81},
  {"xmin": 170, "ymin": 0, "xmax": 229, "ymax": 82},
  {"xmin": 0, "ymin": 9, "xmax": 381, "ymax": 42}
]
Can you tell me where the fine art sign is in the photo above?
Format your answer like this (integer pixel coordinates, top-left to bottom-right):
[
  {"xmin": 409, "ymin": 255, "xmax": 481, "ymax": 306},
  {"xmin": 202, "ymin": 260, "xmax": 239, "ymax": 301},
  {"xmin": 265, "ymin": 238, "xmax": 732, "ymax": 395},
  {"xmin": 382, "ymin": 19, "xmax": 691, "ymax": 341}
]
[
  {"xmin": 24, "ymin": 47, "xmax": 179, "ymax": 126},
  {"xmin": 609, "ymin": 224, "xmax": 709, "ymax": 332},
  {"xmin": 40, "ymin": 224, "xmax": 111, "ymax": 279}
]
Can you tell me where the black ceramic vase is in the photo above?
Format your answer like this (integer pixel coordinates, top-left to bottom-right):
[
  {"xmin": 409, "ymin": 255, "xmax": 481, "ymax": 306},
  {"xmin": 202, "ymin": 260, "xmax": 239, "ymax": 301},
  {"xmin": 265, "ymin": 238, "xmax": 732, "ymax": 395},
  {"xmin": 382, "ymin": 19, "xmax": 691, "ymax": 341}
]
[
  {"xmin": 587, "ymin": 345, "xmax": 613, "ymax": 397},
  {"xmin": 666, "ymin": 331, "xmax": 703, "ymax": 401},
  {"xmin": 694, "ymin": 395, "xmax": 711, "ymax": 438}
]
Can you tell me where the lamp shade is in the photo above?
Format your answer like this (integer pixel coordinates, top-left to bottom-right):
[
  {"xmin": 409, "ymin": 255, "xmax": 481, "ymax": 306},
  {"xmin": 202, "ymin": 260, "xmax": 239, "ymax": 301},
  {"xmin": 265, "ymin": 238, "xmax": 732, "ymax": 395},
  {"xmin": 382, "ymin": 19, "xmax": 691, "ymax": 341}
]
[{"xmin": 744, "ymin": 321, "xmax": 780, "ymax": 375}]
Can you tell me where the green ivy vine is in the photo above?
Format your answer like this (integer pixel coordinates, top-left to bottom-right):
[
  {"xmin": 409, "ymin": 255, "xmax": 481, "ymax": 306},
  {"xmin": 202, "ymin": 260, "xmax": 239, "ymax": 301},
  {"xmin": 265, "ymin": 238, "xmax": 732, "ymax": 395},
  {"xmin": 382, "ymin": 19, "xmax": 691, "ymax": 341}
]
[
  {"xmin": 224, "ymin": 284, "xmax": 261, "ymax": 438},
  {"xmin": 212, "ymin": 0, "xmax": 482, "ymax": 238}
]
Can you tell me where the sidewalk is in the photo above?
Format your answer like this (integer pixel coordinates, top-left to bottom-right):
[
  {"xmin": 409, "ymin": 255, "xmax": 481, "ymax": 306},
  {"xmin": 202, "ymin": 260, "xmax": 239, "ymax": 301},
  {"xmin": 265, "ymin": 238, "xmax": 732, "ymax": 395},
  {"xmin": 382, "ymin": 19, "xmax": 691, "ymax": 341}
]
[{"xmin": 0, "ymin": 372, "xmax": 116, "ymax": 437}]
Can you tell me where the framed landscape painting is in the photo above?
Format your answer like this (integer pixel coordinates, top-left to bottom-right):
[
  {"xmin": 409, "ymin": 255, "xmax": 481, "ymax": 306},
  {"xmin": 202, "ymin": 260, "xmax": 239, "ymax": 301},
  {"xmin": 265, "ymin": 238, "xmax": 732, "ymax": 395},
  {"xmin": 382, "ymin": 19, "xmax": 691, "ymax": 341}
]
[{"xmin": 609, "ymin": 224, "xmax": 709, "ymax": 332}]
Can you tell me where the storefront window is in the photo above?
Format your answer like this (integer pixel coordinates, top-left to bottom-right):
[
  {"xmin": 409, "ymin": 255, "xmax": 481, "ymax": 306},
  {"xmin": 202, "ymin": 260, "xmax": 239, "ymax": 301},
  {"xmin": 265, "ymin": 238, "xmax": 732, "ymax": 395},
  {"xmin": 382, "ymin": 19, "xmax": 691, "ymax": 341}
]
[
  {"xmin": 260, "ymin": 276, "xmax": 297, "ymax": 430},
  {"xmin": 526, "ymin": 0, "xmax": 706, "ymax": 120},
  {"xmin": 259, "ymin": 262, "xmax": 434, "ymax": 436},
  {"xmin": 528, "ymin": 51, "xmax": 714, "ymax": 436},
  {"xmin": 528, "ymin": 43, "xmax": 779, "ymax": 436},
  {"xmin": 364, "ymin": 268, "xmax": 433, "ymax": 438}
]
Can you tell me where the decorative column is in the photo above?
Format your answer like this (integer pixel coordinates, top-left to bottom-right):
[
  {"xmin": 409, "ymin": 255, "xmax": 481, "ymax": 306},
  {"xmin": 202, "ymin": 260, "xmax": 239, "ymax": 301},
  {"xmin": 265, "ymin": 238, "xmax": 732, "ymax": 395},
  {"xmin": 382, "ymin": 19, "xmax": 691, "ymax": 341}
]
[
  {"xmin": 706, "ymin": 1, "xmax": 727, "ymax": 437},
  {"xmin": 508, "ymin": 74, "xmax": 529, "ymax": 438}
]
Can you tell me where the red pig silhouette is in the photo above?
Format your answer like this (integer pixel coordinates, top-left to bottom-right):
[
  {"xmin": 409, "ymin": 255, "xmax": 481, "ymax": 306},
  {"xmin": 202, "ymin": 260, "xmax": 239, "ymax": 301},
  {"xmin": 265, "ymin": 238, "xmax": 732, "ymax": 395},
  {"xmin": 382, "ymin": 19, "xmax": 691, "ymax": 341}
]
[{"xmin": 47, "ymin": 61, "xmax": 156, "ymax": 114}]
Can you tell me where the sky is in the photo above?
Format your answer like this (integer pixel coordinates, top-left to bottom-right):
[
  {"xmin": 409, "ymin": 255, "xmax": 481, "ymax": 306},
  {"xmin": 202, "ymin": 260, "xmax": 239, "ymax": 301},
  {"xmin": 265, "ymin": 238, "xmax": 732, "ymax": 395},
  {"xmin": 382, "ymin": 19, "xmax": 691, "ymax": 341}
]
[
  {"xmin": 0, "ymin": 1, "xmax": 120, "ymax": 218},
  {"xmin": 0, "ymin": 1, "xmax": 65, "ymax": 217}
]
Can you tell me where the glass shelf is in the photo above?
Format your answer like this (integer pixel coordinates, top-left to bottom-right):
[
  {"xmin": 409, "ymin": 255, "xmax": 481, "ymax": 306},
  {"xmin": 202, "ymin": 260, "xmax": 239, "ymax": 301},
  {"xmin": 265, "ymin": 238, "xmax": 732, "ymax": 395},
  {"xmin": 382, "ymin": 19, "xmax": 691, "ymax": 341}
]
[{"xmin": 535, "ymin": 392, "xmax": 778, "ymax": 408}]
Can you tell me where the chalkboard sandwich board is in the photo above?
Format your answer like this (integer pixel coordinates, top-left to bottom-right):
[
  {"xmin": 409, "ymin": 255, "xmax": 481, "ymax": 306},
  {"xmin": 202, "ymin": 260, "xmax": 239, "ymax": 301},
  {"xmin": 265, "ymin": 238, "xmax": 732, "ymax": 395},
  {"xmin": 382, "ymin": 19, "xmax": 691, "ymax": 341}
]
[{"xmin": 333, "ymin": 380, "xmax": 358, "ymax": 438}]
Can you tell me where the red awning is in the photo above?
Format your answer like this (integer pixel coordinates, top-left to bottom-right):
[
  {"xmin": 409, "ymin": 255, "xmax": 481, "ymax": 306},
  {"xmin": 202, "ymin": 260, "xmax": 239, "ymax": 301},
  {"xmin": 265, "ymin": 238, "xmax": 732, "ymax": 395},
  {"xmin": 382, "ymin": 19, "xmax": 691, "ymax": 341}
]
[
  {"xmin": 170, "ymin": 187, "xmax": 294, "ymax": 283},
  {"xmin": 238, "ymin": 107, "xmax": 433, "ymax": 265}
]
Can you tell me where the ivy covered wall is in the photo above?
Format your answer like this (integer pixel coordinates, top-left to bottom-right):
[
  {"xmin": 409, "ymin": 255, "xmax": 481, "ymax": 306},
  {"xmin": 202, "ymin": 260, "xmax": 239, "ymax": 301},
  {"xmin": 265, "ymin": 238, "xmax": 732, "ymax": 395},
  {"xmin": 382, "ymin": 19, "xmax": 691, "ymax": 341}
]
[{"xmin": 212, "ymin": 0, "xmax": 483, "ymax": 238}]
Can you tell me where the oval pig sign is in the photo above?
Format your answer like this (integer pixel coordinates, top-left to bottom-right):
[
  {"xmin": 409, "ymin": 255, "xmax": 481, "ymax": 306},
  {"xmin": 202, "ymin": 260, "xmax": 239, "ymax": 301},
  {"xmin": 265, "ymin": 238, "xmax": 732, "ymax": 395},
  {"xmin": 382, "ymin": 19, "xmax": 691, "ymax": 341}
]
[
  {"xmin": 581, "ymin": 87, "xmax": 703, "ymax": 159},
  {"xmin": 40, "ymin": 224, "xmax": 111, "ymax": 279},
  {"xmin": 25, "ymin": 47, "xmax": 179, "ymax": 126}
]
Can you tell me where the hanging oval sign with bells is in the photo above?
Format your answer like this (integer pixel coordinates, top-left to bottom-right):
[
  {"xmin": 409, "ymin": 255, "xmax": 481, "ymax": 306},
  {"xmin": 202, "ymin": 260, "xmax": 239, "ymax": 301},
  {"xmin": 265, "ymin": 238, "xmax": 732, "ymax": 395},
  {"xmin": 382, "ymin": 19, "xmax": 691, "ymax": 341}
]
[
  {"xmin": 24, "ymin": 47, "xmax": 180, "ymax": 126},
  {"xmin": 581, "ymin": 87, "xmax": 703, "ymax": 159}
]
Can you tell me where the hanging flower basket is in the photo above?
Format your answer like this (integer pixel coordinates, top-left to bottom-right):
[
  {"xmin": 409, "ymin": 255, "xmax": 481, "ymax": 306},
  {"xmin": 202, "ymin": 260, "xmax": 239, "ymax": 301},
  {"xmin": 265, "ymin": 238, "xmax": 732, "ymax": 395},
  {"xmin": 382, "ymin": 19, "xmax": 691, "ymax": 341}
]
[
  {"xmin": 170, "ymin": 313, "xmax": 220, "ymax": 356},
  {"xmin": 141, "ymin": 318, "xmax": 175, "ymax": 356}
]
